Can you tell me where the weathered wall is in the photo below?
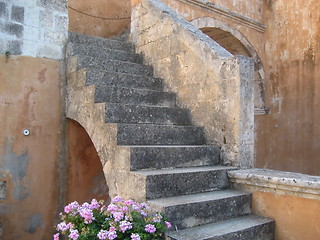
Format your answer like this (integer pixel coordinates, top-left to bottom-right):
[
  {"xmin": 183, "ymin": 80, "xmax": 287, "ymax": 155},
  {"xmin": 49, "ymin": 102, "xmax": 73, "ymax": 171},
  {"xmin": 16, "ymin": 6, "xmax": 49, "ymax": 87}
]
[
  {"xmin": 0, "ymin": 56, "xmax": 63, "ymax": 240},
  {"xmin": 0, "ymin": 1, "xmax": 68, "ymax": 238},
  {"xmin": 68, "ymin": 0, "xmax": 131, "ymax": 38},
  {"xmin": 204, "ymin": 0, "xmax": 264, "ymax": 23},
  {"xmin": 131, "ymin": 0, "xmax": 255, "ymax": 168},
  {"xmin": 142, "ymin": 0, "xmax": 320, "ymax": 175},
  {"xmin": 66, "ymin": 119, "xmax": 109, "ymax": 204},
  {"xmin": 229, "ymin": 169, "xmax": 320, "ymax": 240},
  {"xmin": 253, "ymin": 192, "xmax": 320, "ymax": 240},
  {"xmin": 255, "ymin": 0, "xmax": 320, "ymax": 175},
  {"xmin": 0, "ymin": 0, "xmax": 68, "ymax": 59}
]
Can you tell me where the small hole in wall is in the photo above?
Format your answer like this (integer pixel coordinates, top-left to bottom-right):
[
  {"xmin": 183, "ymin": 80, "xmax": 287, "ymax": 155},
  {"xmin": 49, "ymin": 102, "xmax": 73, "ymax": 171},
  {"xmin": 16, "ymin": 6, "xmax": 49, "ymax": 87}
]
[{"xmin": 223, "ymin": 137, "xmax": 227, "ymax": 144}]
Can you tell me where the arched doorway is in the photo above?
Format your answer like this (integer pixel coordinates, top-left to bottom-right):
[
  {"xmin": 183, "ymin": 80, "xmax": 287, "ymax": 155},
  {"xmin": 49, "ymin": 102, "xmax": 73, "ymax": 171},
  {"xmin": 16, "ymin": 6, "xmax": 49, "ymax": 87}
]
[{"xmin": 191, "ymin": 17, "xmax": 268, "ymax": 114}]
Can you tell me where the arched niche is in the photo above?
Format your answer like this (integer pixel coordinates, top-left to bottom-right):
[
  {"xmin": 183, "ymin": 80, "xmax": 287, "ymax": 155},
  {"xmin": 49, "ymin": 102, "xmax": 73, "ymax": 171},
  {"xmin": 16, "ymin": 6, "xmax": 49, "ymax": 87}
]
[
  {"xmin": 191, "ymin": 17, "xmax": 268, "ymax": 114},
  {"xmin": 66, "ymin": 118, "xmax": 109, "ymax": 203}
]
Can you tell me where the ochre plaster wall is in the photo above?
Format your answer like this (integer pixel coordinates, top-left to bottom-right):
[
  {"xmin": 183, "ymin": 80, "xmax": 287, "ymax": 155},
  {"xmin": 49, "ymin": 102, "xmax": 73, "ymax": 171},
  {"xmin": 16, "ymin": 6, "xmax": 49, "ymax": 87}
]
[
  {"xmin": 205, "ymin": 0, "xmax": 264, "ymax": 23},
  {"xmin": 255, "ymin": 0, "xmax": 320, "ymax": 175},
  {"xmin": 66, "ymin": 119, "xmax": 109, "ymax": 204},
  {"xmin": 0, "ymin": 56, "xmax": 63, "ymax": 239},
  {"xmin": 68, "ymin": 0, "xmax": 131, "ymax": 38},
  {"xmin": 252, "ymin": 191, "xmax": 320, "ymax": 240}
]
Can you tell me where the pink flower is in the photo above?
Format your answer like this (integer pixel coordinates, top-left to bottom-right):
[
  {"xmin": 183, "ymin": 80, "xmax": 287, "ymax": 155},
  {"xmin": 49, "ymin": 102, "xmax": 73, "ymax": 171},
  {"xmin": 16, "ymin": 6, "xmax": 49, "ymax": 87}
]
[
  {"xmin": 165, "ymin": 221, "xmax": 172, "ymax": 229},
  {"xmin": 68, "ymin": 229, "xmax": 79, "ymax": 240},
  {"xmin": 119, "ymin": 206, "xmax": 128, "ymax": 213},
  {"xmin": 131, "ymin": 233, "xmax": 141, "ymax": 240},
  {"xmin": 111, "ymin": 196, "xmax": 123, "ymax": 203},
  {"xmin": 113, "ymin": 211, "xmax": 124, "ymax": 222},
  {"xmin": 132, "ymin": 203, "xmax": 141, "ymax": 211},
  {"xmin": 139, "ymin": 210, "xmax": 147, "ymax": 216},
  {"xmin": 57, "ymin": 222, "xmax": 70, "ymax": 231},
  {"xmin": 53, "ymin": 233, "xmax": 60, "ymax": 240},
  {"xmin": 79, "ymin": 208, "xmax": 95, "ymax": 224},
  {"xmin": 145, "ymin": 224, "xmax": 156, "ymax": 233},
  {"xmin": 64, "ymin": 201, "xmax": 79, "ymax": 213},
  {"xmin": 153, "ymin": 214, "xmax": 162, "ymax": 223},
  {"xmin": 90, "ymin": 199, "xmax": 100, "ymax": 209},
  {"xmin": 82, "ymin": 202, "xmax": 90, "ymax": 209},
  {"xmin": 140, "ymin": 202, "xmax": 149, "ymax": 210},
  {"xmin": 119, "ymin": 220, "xmax": 132, "ymax": 232},
  {"xmin": 124, "ymin": 199, "xmax": 134, "ymax": 206},
  {"xmin": 108, "ymin": 227, "xmax": 117, "ymax": 240},
  {"xmin": 107, "ymin": 203, "xmax": 118, "ymax": 214},
  {"xmin": 97, "ymin": 230, "xmax": 108, "ymax": 240}
]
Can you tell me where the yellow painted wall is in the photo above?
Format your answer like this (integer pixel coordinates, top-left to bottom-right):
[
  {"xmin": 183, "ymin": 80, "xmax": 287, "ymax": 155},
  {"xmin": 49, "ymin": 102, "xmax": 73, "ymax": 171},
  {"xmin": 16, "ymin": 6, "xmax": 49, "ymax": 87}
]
[
  {"xmin": 252, "ymin": 191, "xmax": 320, "ymax": 240},
  {"xmin": 0, "ymin": 56, "xmax": 63, "ymax": 239},
  {"xmin": 255, "ymin": 0, "xmax": 320, "ymax": 175}
]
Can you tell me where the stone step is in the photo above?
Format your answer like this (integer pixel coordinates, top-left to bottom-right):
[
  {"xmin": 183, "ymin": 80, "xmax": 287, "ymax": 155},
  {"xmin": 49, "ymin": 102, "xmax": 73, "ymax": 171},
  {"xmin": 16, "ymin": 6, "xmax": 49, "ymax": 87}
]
[
  {"xmin": 68, "ymin": 32, "xmax": 134, "ymax": 52},
  {"xmin": 77, "ymin": 56, "xmax": 153, "ymax": 76},
  {"xmin": 106, "ymin": 104, "xmax": 191, "ymax": 126},
  {"xmin": 133, "ymin": 166, "xmax": 233, "ymax": 199},
  {"xmin": 129, "ymin": 145, "xmax": 220, "ymax": 170},
  {"xmin": 67, "ymin": 42, "xmax": 143, "ymax": 64},
  {"xmin": 95, "ymin": 86, "xmax": 175, "ymax": 107},
  {"xmin": 148, "ymin": 190, "xmax": 251, "ymax": 230},
  {"xmin": 86, "ymin": 70, "xmax": 163, "ymax": 91},
  {"xmin": 167, "ymin": 215, "xmax": 275, "ymax": 240},
  {"xmin": 117, "ymin": 124, "xmax": 206, "ymax": 145}
]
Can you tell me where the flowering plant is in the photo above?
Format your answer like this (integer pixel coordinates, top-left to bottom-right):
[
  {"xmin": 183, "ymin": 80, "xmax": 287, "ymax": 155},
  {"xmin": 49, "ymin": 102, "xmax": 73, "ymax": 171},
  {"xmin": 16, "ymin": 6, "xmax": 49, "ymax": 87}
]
[{"xmin": 54, "ymin": 196, "xmax": 171, "ymax": 240}]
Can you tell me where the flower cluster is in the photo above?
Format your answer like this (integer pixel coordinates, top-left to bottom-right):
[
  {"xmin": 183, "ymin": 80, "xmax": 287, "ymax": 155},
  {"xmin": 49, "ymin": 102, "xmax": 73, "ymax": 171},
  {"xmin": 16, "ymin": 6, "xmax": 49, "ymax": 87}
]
[{"xmin": 54, "ymin": 196, "xmax": 171, "ymax": 240}]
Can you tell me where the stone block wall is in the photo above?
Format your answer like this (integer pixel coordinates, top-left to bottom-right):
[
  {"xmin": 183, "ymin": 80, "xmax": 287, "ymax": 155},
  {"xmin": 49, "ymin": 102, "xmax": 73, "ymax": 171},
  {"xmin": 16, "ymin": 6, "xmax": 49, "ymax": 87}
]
[
  {"xmin": 0, "ymin": 0, "xmax": 68, "ymax": 59},
  {"xmin": 131, "ymin": 0, "xmax": 255, "ymax": 167}
]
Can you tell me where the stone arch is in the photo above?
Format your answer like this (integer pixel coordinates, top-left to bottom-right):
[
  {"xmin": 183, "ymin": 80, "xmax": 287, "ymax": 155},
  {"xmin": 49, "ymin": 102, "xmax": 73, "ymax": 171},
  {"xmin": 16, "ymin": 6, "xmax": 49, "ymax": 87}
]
[
  {"xmin": 191, "ymin": 17, "xmax": 267, "ymax": 113},
  {"xmin": 66, "ymin": 118, "xmax": 109, "ymax": 203}
]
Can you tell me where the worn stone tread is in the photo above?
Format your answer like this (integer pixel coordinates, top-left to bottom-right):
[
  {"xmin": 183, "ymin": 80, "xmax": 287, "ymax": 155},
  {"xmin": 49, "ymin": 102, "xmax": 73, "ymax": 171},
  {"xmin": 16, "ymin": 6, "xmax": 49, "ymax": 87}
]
[
  {"xmin": 86, "ymin": 69, "xmax": 163, "ymax": 91},
  {"xmin": 168, "ymin": 215, "xmax": 275, "ymax": 240},
  {"xmin": 133, "ymin": 166, "xmax": 233, "ymax": 199},
  {"xmin": 129, "ymin": 145, "xmax": 220, "ymax": 170},
  {"xmin": 117, "ymin": 124, "xmax": 206, "ymax": 145},
  {"xmin": 147, "ymin": 190, "xmax": 252, "ymax": 229},
  {"xmin": 147, "ymin": 190, "xmax": 250, "ymax": 206},
  {"xmin": 68, "ymin": 31, "xmax": 134, "ymax": 52},
  {"xmin": 106, "ymin": 103, "xmax": 191, "ymax": 125},
  {"xmin": 77, "ymin": 56, "xmax": 153, "ymax": 76},
  {"xmin": 95, "ymin": 86, "xmax": 176, "ymax": 107},
  {"xmin": 67, "ymin": 42, "xmax": 143, "ymax": 63}
]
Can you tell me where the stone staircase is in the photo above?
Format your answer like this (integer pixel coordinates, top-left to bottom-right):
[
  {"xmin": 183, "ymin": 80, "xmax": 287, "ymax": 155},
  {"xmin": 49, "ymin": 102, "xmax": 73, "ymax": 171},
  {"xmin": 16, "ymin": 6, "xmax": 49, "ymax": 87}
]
[{"xmin": 66, "ymin": 32, "xmax": 275, "ymax": 240}]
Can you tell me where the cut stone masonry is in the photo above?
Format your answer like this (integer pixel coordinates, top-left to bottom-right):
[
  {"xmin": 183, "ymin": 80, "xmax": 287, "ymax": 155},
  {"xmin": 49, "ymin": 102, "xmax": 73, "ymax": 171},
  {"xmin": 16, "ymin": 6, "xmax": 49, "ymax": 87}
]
[
  {"xmin": 66, "ymin": 30, "xmax": 274, "ymax": 239},
  {"xmin": 0, "ymin": 0, "xmax": 68, "ymax": 59}
]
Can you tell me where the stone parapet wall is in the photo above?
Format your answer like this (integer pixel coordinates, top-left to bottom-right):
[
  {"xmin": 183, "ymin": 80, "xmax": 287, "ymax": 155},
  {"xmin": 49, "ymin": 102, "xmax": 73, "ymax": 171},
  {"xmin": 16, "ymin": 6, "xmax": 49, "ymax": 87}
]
[
  {"xmin": 131, "ymin": 0, "xmax": 254, "ymax": 167},
  {"xmin": 228, "ymin": 169, "xmax": 320, "ymax": 240},
  {"xmin": 0, "ymin": 0, "xmax": 68, "ymax": 59}
]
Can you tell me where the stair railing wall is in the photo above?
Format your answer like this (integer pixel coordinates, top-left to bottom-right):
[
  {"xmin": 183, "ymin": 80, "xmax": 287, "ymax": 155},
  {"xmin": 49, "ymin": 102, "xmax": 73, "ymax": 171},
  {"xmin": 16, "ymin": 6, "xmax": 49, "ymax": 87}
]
[{"xmin": 130, "ymin": 0, "xmax": 255, "ymax": 168}]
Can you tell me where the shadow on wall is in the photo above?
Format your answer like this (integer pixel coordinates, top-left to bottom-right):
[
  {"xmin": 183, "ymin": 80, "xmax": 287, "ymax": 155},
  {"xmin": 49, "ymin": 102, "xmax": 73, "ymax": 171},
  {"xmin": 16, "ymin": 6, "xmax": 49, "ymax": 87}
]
[{"xmin": 66, "ymin": 119, "xmax": 109, "ymax": 204}]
